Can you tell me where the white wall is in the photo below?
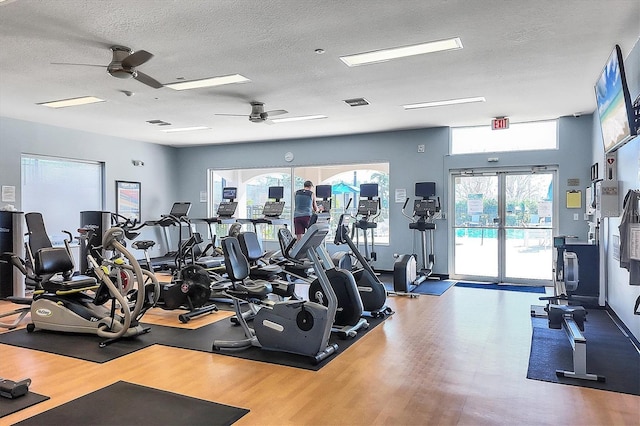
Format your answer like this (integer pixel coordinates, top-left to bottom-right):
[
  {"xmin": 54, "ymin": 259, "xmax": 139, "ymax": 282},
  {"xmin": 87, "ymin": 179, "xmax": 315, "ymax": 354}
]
[{"xmin": 591, "ymin": 39, "xmax": 640, "ymax": 340}]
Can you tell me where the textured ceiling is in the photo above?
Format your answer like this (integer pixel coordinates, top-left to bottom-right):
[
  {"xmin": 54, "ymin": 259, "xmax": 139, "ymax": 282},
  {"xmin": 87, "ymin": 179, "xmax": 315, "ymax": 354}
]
[{"xmin": 0, "ymin": 0, "xmax": 638, "ymax": 147}]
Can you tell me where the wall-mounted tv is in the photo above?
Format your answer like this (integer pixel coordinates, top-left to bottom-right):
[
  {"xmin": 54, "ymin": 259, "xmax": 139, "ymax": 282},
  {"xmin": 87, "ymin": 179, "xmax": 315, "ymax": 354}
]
[
  {"xmin": 415, "ymin": 181, "xmax": 436, "ymax": 198},
  {"xmin": 594, "ymin": 44, "xmax": 637, "ymax": 154},
  {"xmin": 315, "ymin": 184, "xmax": 332, "ymax": 199},
  {"xmin": 360, "ymin": 183, "xmax": 378, "ymax": 198},
  {"xmin": 268, "ymin": 186, "xmax": 284, "ymax": 200},
  {"xmin": 222, "ymin": 187, "xmax": 237, "ymax": 200}
]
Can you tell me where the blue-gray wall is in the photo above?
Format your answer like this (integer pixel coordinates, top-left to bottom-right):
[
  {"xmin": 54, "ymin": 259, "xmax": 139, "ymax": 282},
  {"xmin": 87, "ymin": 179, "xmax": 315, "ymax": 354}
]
[
  {"xmin": 175, "ymin": 117, "xmax": 593, "ymax": 274},
  {"xmin": 0, "ymin": 116, "xmax": 180, "ymax": 256}
]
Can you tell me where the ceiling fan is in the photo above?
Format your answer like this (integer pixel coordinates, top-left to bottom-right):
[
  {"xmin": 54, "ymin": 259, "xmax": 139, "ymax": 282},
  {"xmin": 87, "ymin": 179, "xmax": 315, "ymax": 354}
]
[
  {"xmin": 52, "ymin": 45, "xmax": 163, "ymax": 89},
  {"xmin": 214, "ymin": 102, "xmax": 288, "ymax": 123}
]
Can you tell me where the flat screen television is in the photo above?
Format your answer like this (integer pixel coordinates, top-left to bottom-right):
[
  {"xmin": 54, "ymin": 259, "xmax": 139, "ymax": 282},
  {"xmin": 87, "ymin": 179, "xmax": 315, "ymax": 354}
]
[
  {"xmin": 594, "ymin": 45, "xmax": 637, "ymax": 154},
  {"xmin": 268, "ymin": 186, "xmax": 284, "ymax": 200},
  {"xmin": 415, "ymin": 181, "xmax": 436, "ymax": 198},
  {"xmin": 360, "ymin": 183, "xmax": 378, "ymax": 198},
  {"xmin": 222, "ymin": 187, "xmax": 237, "ymax": 200},
  {"xmin": 315, "ymin": 184, "xmax": 332, "ymax": 199}
]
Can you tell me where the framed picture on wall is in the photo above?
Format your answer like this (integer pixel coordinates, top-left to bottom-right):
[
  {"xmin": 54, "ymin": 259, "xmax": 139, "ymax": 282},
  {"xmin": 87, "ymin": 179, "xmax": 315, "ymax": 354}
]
[{"xmin": 115, "ymin": 180, "xmax": 141, "ymax": 221}]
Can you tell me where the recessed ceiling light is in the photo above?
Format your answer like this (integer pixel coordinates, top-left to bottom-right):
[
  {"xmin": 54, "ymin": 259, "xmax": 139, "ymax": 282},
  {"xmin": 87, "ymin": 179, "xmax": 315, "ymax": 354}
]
[
  {"xmin": 161, "ymin": 126, "xmax": 210, "ymax": 133},
  {"xmin": 165, "ymin": 74, "xmax": 251, "ymax": 91},
  {"xmin": 344, "ymin": 98, "xmax": 370, "ymax": 107},
  {"xmin": 38, "ymin": 96, "xmax": 105, "ymax": 108},
  {"xmin": 340, "ymin": 37, "xmax": 463, "ymax": 67},
  {"xmin": 271, "ymin": 115, "xmax": 328, "ymax": 123},
  {"xmin": 403, "ymin": 96, "xmax": 486, "ymax": 109},
  {"xmin": 146, "ymin": 119, "xmax": 171, "ymax": 126}
]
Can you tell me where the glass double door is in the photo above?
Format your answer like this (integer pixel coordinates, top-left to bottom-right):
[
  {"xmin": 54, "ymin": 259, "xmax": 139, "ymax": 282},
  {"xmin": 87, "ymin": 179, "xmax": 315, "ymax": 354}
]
[{"xmin": 452, "ymin": 169, "xmax": 555, "ymax": 284}]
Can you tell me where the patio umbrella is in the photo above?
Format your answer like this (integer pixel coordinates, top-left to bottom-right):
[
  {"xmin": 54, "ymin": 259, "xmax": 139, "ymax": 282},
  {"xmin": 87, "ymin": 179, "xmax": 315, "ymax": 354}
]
[{"xmin": 331, "ymin": 182, "xmax": 359, "ymax": 194}]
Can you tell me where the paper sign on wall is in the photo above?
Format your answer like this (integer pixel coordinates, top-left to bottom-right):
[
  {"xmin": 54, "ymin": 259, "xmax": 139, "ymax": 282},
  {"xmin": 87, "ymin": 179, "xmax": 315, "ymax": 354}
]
[
  {"xmin": 566, "ymin": 190, "xmax": 581, "ymax": 209},
  {"xmin": 467, "ymin": 194, "xmax": 484, "ymax": 215},
  {"xmin": 1, "ymin": 185, "xmax": 15, "ymax": 202}
]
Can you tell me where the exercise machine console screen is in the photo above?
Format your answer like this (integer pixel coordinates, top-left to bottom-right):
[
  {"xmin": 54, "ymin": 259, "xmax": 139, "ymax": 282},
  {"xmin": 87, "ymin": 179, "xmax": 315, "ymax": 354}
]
[{"xmin": 223, "ymin": 187, "xmax": 237, "ymax": 200}]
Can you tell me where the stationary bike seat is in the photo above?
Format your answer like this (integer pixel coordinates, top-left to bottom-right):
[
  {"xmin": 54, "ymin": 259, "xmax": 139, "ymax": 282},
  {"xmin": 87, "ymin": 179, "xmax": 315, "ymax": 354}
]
[
  {"xmin": 232, "ymin": 281, "xmax": 273, "ymax": 299},
  {"xmin": 132, "ymin": 240, "xmax": 156, "ymax": 250}
]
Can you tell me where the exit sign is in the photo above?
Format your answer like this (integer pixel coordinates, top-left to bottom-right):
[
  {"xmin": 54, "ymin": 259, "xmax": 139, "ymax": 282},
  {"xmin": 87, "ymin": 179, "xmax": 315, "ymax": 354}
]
[{"xmin": 492, "ymin": 117, "xmax": 509, "ymax": 130}]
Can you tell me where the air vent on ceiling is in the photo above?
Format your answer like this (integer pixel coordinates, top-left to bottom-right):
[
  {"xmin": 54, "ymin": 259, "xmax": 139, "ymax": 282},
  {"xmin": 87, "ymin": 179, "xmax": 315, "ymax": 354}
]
[
  {"xmin": 146, "ymin": 119, "xmax": 171, "ymax": 126},
  {"xmin": 343, "ymin": 98, "xmax": 370, "ymax": 107}
]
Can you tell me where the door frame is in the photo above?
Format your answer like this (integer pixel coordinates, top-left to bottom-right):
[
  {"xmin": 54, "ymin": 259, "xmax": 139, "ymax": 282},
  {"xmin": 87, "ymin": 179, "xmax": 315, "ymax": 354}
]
[{"xmin": 448, "ymin": 166, "xmax": 557, "ymax": 285}]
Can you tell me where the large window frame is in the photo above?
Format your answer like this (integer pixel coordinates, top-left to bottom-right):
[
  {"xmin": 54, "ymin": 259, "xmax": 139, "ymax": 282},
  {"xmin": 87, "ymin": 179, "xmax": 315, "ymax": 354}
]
[
  {"xmin": 207, "ymin": 162, "xmax": 390, "ymax": 244},
  {"xmin": 21, "ymin": 154, "xmax": 104, "ymax": 245}
]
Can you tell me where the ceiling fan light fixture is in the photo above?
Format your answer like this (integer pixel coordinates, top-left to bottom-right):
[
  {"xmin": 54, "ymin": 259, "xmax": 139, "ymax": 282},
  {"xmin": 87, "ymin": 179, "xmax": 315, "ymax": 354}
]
[
  {"xmin": 340, "ymin": 37, "xmax": 462, "ymax": 67},
  {"xmin": 403, "ymin": 96, "xmax": 486, "ymax": 109},
  {"xmin": 38, "ymin": 96, "xmax": 105, "ymax": 108},
  {"xmin": 165, "ymin": 74, "xmax": 251, "ymax": 91},
  {"xmin": 161, "ymin": 126, "xmax": 210, "ymax": 133},
  {"xmin": 271, "ymin": 115, "xmax": 328, "ymax": 123}
]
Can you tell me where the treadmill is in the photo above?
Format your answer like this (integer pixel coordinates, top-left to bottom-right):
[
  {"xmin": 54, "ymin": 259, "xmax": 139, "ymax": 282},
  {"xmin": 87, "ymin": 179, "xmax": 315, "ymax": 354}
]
[
  {"xmin": 238, "ymin": 186, "xmax": 287, "ymax": 232},
  {"xmin": 136, "ymin": 202, "xmax": 192, "ymax": 272},
  {"xmin": 192, "ymin": 187, "xmax": 239, "ymax": 263}
]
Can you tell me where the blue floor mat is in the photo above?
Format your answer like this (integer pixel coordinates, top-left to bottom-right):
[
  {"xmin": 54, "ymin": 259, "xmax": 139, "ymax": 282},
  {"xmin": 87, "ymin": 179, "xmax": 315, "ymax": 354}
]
[
  {"xmin": 382, "ymin": 279, "xmax": 455, "ymax": 296},
  {"xmin": 411, "ymin": 280, "xmax": 456, "ymax": 296},
  {"xmin": 455, "ymin": 282, "xmax": 546, "ymax": 293}
]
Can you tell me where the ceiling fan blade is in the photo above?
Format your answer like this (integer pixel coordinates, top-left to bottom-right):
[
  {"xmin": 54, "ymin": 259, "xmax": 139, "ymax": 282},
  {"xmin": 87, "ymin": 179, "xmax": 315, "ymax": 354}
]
[
  {"xmin": 133, "ymin": 71, "xmax": 163, "ymax": 89},
  {"xmin": 214, "ymin": 113, "xmax": 249, "ymax": 117},
  {"xmin": 266, "ymin": 109, "xmax": 288, "ymax": 117},
  {"xmin": 51, "ymin": 62, "xmax": 105, "ymax": 67},
  {"xmin": 122, "ymin": 50, "xmax": 153, "ymax": 68}
]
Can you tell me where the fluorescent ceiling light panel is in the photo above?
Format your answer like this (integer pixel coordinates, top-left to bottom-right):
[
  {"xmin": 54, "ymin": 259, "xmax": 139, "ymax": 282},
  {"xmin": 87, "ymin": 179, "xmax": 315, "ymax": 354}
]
[
  {"xmin": 271, "ymin": 115, "xmax": 328, "ymax": 123},
  {"xmin": 38, "ymin": 96, "xmax": 105, "ymax": 108},
  {"xmin": 165, "ymin": 74, "xmax": 250, "ymax": 90},
  {"xmin": 161, "ymin": 126, "xmax": 210, "ymax": 133},
  {"xmin": 340, "ymin": 37, "xmax": 462, "ymax": 67},
  {"xmin": 403, "ymin": 96, "xmax": 486, "ymax": 109}
]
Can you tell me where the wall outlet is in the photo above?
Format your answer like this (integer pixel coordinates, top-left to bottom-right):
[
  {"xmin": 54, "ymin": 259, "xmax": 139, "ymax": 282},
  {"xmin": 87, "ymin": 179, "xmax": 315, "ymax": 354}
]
[
  {"xmin": 417, "ymin": 144, "xmax": 425, "ymax": 153},
  {"xmin": 573, "ymin": 213, "xmax": 579, "ymax": 220}
]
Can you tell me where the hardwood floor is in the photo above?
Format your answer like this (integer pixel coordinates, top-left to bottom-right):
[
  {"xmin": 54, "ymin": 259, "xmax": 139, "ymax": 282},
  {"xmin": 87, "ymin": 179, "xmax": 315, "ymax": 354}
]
[{"xmin": 1, "ymin": 286, "xmax": 638, "ymax": 425}]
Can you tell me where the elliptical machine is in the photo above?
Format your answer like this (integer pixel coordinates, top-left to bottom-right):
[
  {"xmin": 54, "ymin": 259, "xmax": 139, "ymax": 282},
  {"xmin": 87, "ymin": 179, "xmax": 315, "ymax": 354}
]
[
  {"xmin": 353, "ymin": 183, "xmax": 381, "ymax": 265},
  {"xmin": 330, "ymin": 199, "xmax": 394, "ymax": 318},
  {"xmin": 394, "ymin": 182, "xmax": 440, "ymax": 293}
]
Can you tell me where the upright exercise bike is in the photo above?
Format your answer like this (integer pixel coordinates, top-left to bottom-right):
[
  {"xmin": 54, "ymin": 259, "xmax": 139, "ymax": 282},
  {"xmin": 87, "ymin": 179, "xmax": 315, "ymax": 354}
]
[
  {"xmin": 394, "ymin": 182, "xmax": 440, "ymax": 293},
  {"xmin": 134, "ymin": 214, "xmax": 219, "ymax": 323}
]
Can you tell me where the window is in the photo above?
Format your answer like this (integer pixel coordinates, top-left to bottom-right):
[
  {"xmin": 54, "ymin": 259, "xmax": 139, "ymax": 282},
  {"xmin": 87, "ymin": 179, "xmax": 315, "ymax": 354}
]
[
  {"xmin": 208, "ymin": 162, "xmax": 389, "ymax": 244},
  {"xmin": 310, "ymin": 166, "xmax": 389, "ymax": 244},
  {"xmin": 208, "ymin": 168, "xmax": 292, "ymax": 242},
  {"xmin": 21, "ymin": 155, "xmax": 104, "ymax": 245},
  {"xmin": 451, "ymin": 120, "xmax": 557, "ymax": 154}
]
